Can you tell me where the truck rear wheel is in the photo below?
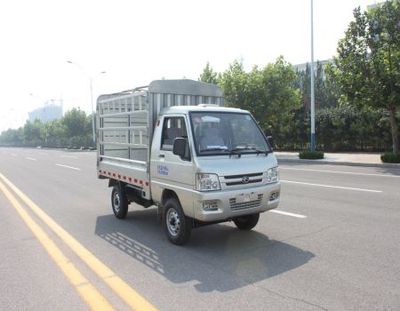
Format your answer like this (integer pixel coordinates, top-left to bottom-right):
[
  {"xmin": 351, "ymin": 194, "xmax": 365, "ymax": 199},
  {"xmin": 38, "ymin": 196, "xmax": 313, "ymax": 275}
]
[
  {"xmin": 164, "ymin": 197, "xmax": 191, "ymax": 245},
  {"xmin": 233, "ymin": 213, "xmax": 259, "ymax": 230},
  {"xmin": 111, "ymin": 184, "xmax": 128, "ymax": 219}
]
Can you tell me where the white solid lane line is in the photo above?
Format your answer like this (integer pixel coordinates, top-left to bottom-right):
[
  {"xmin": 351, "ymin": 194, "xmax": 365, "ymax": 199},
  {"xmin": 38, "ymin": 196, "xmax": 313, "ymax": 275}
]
[
  {"xmin": 26, "ymin": 157, "xmax": 37, "ymax": 161},
  {"xmin": 281, "ymin": 179, "xmax": 382, "ymax": 193},
  {"xmin": 269, "ymin": 210, "xmax": 307, "ymax": 218},
  {"xmin": 55, "ymin": 164, "xmax": 81, "ymax": 171},
  {"xmin": 280, "ymin": 167, "xmax": 400, "ymax": 178}
]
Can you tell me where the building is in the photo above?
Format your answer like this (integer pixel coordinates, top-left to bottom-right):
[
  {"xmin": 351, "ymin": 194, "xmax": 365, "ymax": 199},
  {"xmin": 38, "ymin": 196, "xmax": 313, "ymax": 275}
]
[
  {"xmin": 28, "ymin": 100, "xmax": 63, "ymax": 123},
  {"xmin": 293, "ymin": 59, "xmax": 332, "ymax": 73}
]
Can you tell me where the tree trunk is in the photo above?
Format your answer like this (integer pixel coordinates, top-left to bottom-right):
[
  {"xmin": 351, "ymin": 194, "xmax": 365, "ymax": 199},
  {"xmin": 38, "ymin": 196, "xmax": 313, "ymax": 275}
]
[{"xmin": 389, "ymin": 107, "xmax": 399, "ymax": 155}]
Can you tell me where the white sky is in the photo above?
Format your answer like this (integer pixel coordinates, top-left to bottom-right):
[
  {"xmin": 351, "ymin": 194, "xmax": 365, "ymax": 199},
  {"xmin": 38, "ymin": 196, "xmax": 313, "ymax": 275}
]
[{"xmin": 0, "ymin": 0, "xmax": 373, "ymax": 133}]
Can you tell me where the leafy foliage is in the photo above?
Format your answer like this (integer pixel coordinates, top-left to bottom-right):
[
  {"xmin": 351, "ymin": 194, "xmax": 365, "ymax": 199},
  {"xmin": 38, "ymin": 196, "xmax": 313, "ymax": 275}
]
[
  {"xmin": 198, "ymin": 62, "xmax": 219, "ymax": 84},
  {"xmin": 335, "ymin": 1, "xmax": 400, "ymax": 154},
  {"xmin": 0, "ymin": 108, "xmax": 94, "ymax": 148},
  {"xmin": 296, "ymin": 62, "xmax": 339, "ymax": 111},
  {"xmin": 316, "ymin": 105, "xmax": 391, "ymax": 151},
  {"xmin": 197, "ymin": 57, "xmax": 394, "ymax": 152},
  {"xmin": 299, "ymin": 151, "xmax": 324, "ymax": 159},
  {"xmin": 218, "ymin": 57, "xmax": 301, "ymax": 148},
  {"xmin": 381, "ymin": 152, "xmax": 400, "ymax": 163}
]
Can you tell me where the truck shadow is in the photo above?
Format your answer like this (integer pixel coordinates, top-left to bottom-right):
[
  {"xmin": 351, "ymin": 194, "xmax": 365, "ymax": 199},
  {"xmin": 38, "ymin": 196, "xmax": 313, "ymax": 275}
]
[{"xmin": 95, "ymin": 208, "xmax": 314, "ymax": 293}]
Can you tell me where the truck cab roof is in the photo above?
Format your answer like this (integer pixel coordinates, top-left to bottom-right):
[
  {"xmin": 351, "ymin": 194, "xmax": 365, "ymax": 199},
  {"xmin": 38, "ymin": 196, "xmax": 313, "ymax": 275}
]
[{"xmin": 161, "ymin": 105, "xmax": 248, "ymax": 115}]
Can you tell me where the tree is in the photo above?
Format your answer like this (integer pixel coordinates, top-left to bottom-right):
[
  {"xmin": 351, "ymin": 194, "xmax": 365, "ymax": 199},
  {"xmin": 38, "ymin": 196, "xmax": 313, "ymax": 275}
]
[
  {"xmin": 43, "ymin": 119, "xmax": 66, "ymax": 147},
  {"xmin": 23, "ymin": 119, "xmax": 43, "ymax": 146},
  {"xmin": 0, "ymin": 128, "xmax": 23, "ymax": 146},
  {"xmin": 0, "ymin": 108, "xmax": 93, "ymax": 148},
  {"xmin": 323, "ymin": 63, "xmax": 341, "ymax": 108},
  {"xmin": 62, "ymin": 108, "xmax": 89, "ymax": 138},
  {"xmin": 199, "ymin": 62, "xmax": 219, "ymax": 84},
  {"xmin": 218, "ymin": 59, "xmax": 248, "ymax": 107},
  {"xmin": 335, "ymin": 1, "xmax": 400, "ymax": 154},
  {"xmin": 296, "ymin": 61, "xmax": 339, "ymax": 111},
  {"xmin": 219, "ymin": 57, "xmax": 301, "ymax": 147}
]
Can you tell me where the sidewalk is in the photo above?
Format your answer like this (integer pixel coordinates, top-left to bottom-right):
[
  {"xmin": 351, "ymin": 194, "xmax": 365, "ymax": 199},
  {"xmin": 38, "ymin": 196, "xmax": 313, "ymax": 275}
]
[{"xmin": 275, "ymin": 151, "xmax": 400, "ymax": 168}]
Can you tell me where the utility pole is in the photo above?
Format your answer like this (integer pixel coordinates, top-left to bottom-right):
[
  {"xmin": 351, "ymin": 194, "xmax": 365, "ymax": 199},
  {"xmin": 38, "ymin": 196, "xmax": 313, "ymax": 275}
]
[{"xmin": 310, "ymin": 0, "xmax": 316, "ymax": 152}]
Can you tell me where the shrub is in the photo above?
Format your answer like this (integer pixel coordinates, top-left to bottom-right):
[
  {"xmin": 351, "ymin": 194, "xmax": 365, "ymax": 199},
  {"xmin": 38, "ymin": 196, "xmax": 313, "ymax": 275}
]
[
  {"xmin": 299, "ymin": 151, "xmax": 324, "ymax": 160},
  {"xmin": 381, "ymin": 153, "xmax": 400, "ymax": 163}
]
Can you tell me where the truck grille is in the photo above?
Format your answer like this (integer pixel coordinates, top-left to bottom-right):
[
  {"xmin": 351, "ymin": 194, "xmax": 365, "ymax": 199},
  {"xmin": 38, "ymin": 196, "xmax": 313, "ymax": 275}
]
[
  {"xmin": 224, "ymin": 172, "xmax": 263, "ymax": 186},
  {"xmin": 229, "ymin": 194, "xmax": 263, "ymax": 211}
]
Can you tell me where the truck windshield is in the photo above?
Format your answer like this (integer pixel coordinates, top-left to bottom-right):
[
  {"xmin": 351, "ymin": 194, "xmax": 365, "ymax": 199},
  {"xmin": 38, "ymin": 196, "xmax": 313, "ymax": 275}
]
[{"xmin": 190, "ymin": 112, "xmax": 271, "ymax": 156}]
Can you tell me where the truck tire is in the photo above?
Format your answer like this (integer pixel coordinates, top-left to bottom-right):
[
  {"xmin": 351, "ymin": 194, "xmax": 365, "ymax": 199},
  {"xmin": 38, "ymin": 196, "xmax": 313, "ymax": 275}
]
[
  {"xmin": 164, "ymin": 197, "xmax": 191, "ymax": 245},
  {"xmin": 233, "ymin": 213, "xmax": 259, "ymax": 230},
  {"xmin": 111, "ymin": 184, "xmax": 128, "ymax": 219}
]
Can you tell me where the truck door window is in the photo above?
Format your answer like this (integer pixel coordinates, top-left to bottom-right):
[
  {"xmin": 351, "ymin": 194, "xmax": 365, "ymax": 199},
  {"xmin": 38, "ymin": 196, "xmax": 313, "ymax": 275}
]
[{"xmin": 161, "ymin": 117, "xmax": 187, "ymax": 151}]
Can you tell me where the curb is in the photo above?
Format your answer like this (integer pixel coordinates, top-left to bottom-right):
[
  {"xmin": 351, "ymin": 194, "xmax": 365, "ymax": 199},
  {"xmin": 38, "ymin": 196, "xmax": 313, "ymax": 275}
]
[{"xmin": 276, "ymin": 157, "xmax": 400, "ymax": 169}]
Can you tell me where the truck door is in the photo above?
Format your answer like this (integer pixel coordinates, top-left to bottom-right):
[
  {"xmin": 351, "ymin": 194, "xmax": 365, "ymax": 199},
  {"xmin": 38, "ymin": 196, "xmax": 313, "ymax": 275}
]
[{"xmin": 151, "ymin": 115, "xmax": 194, "ymax": 214}]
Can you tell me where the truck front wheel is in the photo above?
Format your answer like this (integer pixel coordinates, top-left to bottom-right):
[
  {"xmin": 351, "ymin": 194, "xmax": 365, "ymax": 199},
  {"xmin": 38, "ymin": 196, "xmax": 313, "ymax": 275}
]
[
  {"xmin": 164, "ymin": 198, "xmax": 191, "ymax": 245},
  {"xmin": 111, "ymin": 184, "xmax": 128, "ymax": 219},
  {"xmin": 233, "ymin": 213, "xmax": 259, "ymax": 230}
]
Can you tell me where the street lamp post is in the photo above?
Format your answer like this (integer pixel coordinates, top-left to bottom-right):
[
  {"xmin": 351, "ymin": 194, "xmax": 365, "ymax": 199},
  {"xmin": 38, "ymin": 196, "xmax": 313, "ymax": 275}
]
[
  {"xmin": 310, "ymin": 0, "xmax": 316, "ymax": 152},
  {"xmin": 67, "ymin": 61, "xmax": 105, "ymax": 145},
  {"xmin": 89, "ymin": 76, "xmax": 95, "ymax": 145}
]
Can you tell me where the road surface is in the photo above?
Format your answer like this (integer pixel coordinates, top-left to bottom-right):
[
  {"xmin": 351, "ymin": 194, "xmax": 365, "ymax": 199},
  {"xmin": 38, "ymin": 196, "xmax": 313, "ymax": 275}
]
[{"xmin": 0, "ymin": 147, "xmax": 399, "ymax": 310}]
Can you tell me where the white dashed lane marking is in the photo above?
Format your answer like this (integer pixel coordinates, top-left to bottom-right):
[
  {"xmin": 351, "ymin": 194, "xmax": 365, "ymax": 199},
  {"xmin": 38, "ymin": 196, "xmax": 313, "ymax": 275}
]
[
  {"xmin": 269, "ymin": 210, "xmax": 307, "ymax": 219},
  {"xmin": 55, "ymin": 164, "xmax": 81, "ymax": 171}
]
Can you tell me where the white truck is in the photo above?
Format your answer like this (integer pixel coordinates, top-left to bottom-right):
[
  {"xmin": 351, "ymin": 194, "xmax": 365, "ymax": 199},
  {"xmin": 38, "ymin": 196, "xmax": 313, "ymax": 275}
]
[{"xmin": 96, "ymin": 79, "xmax": 280, "ymax": 245}]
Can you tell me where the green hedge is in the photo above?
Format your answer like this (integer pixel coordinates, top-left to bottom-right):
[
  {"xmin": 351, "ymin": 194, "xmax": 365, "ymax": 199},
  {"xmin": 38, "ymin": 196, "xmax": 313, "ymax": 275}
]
[
  {"xmin": 299, "ymin": 151, "xmax": 324, "ymax": 159},
  {"xmin": 381, "ymin": 153, "xmax": 400, "ymax": 163}
]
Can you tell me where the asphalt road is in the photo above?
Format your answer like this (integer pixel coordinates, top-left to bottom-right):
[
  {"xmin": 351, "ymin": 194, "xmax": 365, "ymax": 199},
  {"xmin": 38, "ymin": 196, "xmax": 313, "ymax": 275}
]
[{"xmin": 0, "ymin": 147, "xmax": 399, "ymax": 311}]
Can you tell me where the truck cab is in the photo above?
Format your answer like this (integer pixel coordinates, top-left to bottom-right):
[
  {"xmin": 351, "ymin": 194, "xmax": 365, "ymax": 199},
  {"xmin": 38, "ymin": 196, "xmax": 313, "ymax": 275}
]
[{"xmin": 150, "ymin": 105, "xmax": 280, "ymax": 244}]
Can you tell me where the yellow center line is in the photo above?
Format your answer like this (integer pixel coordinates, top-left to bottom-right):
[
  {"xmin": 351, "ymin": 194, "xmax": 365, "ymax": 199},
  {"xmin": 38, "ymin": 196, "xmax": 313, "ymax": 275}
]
[
  {"xmin": 0, "ymin": 179, "xmax": 115, "ymax": 311},
  {"xmin": 0, "ymin": 173, "xmax": 158, "ymax": 311}
]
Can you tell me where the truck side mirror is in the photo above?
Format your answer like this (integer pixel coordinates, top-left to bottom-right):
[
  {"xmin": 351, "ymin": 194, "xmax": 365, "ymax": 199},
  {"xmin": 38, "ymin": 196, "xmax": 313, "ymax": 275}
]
[
  {"xmin": 266, "ymin": 136, "xmax": 274, "ymax": 150},
  {"xmin": 173, "ymin": 137, "xmax": 190, "ymax": 161}
]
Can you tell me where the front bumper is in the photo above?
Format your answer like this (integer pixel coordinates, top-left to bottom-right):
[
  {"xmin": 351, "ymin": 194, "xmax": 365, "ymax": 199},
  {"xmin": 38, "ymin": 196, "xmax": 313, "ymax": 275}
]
[{"xmin": 192, "ymin": 182, "xmax": 281, "ymax": 222}]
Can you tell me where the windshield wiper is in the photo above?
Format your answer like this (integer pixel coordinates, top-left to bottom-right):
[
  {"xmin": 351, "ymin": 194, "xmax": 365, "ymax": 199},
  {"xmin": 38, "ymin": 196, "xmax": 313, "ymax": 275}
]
[
  {"xmin": 232, "ymin": 145, "xmax": 270, "ymax": 156},
  {"xmin": 229, "ymin": 148, "xmax": 243, "ymax": 158},
  {"xmin": 254, "ymin": 148, "xmax": 270, "ymax": 156}
]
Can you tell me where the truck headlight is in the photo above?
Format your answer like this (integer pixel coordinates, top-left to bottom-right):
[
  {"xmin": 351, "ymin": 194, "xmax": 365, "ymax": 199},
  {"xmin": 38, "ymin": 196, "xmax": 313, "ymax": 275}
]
[
  {"xmin": 266, "ymin": 167, "xmax": 279, "ymax": 183},
  {"xmin": 196, "ymin": 173, "xmax": 221, "ymax": 191}
]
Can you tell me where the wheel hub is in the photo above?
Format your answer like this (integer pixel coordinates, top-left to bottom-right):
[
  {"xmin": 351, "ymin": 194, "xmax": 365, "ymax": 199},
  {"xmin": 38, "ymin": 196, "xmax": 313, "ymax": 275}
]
[
  {"xmin": 167, "ymin": 208, "xmax": 181, "ymax": 237},
  {"xmin": 113, "ymin": 192, "xmax": 121, "ymax": 213}
]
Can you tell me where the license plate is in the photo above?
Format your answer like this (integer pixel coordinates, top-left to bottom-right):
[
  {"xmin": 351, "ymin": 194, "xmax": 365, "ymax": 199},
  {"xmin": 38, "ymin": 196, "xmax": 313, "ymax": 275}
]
[{"xmin": 236, "ymin": 192, "xmax": 256, "ymax": 203}]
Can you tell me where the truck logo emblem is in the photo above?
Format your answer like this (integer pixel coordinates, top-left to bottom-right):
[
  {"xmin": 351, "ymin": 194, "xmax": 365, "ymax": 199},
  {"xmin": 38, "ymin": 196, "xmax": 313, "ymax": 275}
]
[{"xmin": 242, "ymin": 176, "xmax": 250, "ymax": 184}]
